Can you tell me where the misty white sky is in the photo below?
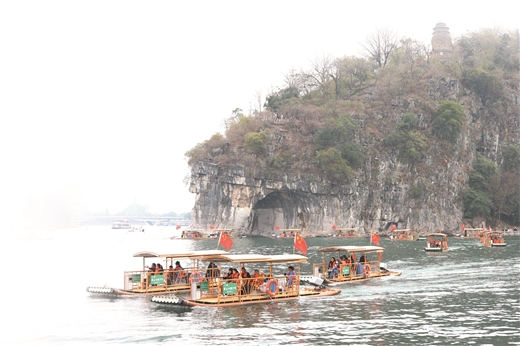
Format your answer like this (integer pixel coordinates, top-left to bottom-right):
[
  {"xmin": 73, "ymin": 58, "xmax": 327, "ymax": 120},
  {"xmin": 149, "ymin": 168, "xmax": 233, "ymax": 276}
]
[{"xmin": 0, "ymin": 0, "xmax": 518, "ymax": 220}]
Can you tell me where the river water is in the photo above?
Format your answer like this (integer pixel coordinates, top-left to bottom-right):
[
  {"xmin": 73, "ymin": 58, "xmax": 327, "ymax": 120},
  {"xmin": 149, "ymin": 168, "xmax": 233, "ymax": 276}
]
[{"xmin": 1, "ymin": 226, "xmax": 518, "ymax": 345}]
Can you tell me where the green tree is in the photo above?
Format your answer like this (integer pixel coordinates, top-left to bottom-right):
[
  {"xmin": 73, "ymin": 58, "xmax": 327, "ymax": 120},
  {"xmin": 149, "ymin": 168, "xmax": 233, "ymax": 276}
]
[
  {"xmin": 314, "ymin": 148, "xmax": 352, "ymax": 182},
  {"xmin": 385, "ymin": 113, "xmax": 427, "ymax": 163},
  {"xmin": 487, "ymin": 171, "xmax": 520, "ymax": 222},
  {"xmin": 463, "ymin": 188, "xmax": 492, "ymax": 218},
  {"xmin": 468, "ymin": 153, "xmax": 496, "ymax": 191},
  {"xmin": 244, "ymin": 130, "xmax": 269, "ymax": 155},
  {"xmin": 502, "ymin": 145, "xmax": 520, "ymax": 172},
  {"xmin": 340, "ymin": 143, "xmax": 366, "ymax": 168},
  {"xmin": 462, "ymin": 68, "xmax": 503, "ymax": 105},
  {"xmin": 402, "ymin": 131, "xmax": 427, "ymax": 163},
  {"xmin": 432, "ymin": 100, "xmax": 464, "ymax": 143},
  {"xmin": 264, "ymin": 86, "xmax": 299, "ymax": 112},
  {"xmin": 314, "ymin": 113, "xmax": 356, "ymax": 149}
]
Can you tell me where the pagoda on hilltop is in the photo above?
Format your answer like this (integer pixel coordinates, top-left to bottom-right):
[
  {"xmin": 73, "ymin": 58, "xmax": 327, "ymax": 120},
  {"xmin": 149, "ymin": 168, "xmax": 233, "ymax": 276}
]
[{"xmin": 431, "ymin": 22, "xmax": 453, "ymax": 61}]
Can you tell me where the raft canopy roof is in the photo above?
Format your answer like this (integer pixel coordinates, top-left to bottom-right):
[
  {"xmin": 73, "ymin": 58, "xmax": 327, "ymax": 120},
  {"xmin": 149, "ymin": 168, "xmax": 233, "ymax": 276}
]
[
  {"xmin": 201, "ymin": 254, "xmax": 309, "ymax": 264},
  {"xmin": 317, "ymin": 246, "xmax": 384, "ymax": 253},
  {"xmin": 393, "ymin": 229, "xmax": 414, "ymax": 232},
  {"xmin": 427, "ymin": 233, "xmax": 448, "ymax": 237},
  {"xmin": 133, "ymin": 250, "xmax": 229, "ymax": 259}
]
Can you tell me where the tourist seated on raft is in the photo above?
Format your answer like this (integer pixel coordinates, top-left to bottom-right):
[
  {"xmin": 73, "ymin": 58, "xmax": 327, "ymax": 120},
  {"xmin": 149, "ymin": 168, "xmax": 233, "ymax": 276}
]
[
  {"xmin": 340, "ymin": 255, "xmax": 350, "ymax": 266},
  {"xmin": 328, "ymin": 257, "xmax": 338, "ymax": 279},
  {"xmin": 224, "ymin": 268, "xmax": 233, "ymax": 280},
  {"xmin": 167, "ymin": 265, "xmax": 174, "ymax": 285},
  {"xmin": 148, "ymin": 263, "xmax": 156, "ymax": 272},
  {"xmin": 231, "ymin": 268, "xmax": 240, "ymax": 282},
  {"xmin": 205, "ymin": 261, "xmax": 220, "ymax": 281},
  {"xmin": 156, "ymin": 263, "xmax": 164, "ymax": 273},
  {"xmin": 240, "ymin": 267, "xmax": 251, "ymax": 294},
  {"xmin": 356, "ymin": 255, "xmax": 366, "ymax": 275},
  {"xmin": 251, "ymin": 269, "xmax": 261, "ymax": 290}
]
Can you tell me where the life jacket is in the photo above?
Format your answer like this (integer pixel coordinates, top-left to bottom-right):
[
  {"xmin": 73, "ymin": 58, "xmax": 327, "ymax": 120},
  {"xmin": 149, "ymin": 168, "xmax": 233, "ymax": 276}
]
[
  {"xmin": 252, "ymin": 273, "xmax": 260, "ymax": 285},
  {"xmin": 175, "ymin": 265, "xmax": 184, "ymax": 276}
]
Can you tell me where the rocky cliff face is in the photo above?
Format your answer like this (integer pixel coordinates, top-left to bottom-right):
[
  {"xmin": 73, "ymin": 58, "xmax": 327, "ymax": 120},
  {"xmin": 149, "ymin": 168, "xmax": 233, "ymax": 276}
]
[{"xmin": 188, "ymin": 76, "xmax": 519, "ymax": 236}]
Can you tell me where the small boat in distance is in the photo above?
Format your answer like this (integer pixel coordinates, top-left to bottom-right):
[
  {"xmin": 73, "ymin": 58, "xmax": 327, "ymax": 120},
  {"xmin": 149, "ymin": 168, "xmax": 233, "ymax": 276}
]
[
  {"xmin": 112, "ymin": 219, "xmax": 131, "ymax": 229},
  {"xmin": 457, "ymin": 227, "xmax": 482, "ymax": 239},
  {"xmin": 176, "ymin": 230, "xmax": 205, "ymax": 239},
  {"xmin": 86, "ymin": 250, "xmax": 229, "ymax": 296},
  {"xmin": 390, "ymin": 229, "xmax": 419, "ymax": 241},
  {"xmin": 306, "ymin": 245, "xmax": 402, "ymax": 285},
  {"xmin": 151, "ymin": 253, "xmax": 340, "ymax": 307},
  {"xmin": 330, "ymin": 227, "xmax": 366, "ymax": 238},
  {"xmin": 174, "ymin": 229, "xmax": 240, "ymax": 240},
  {"xmin": 481, "ymin": 231, "xmax": 507, "ymax": 247},
  {"xmin": 425, "ymin": 233, "xmax": 449, "ymax": 252}
]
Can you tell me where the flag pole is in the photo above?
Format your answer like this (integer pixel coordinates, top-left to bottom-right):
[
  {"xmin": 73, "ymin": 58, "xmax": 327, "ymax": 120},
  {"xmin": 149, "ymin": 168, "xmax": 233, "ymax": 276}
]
[{"xmin": 217, "ymin": 231, "xmax": 221, "ymax": 250}]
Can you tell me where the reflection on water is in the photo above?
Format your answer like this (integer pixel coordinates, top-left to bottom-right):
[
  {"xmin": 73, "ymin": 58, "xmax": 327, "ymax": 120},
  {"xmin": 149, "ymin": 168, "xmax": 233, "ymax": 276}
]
[{"xmin": 0, "ymin": 226, "xmax": 519, "ymax": 345}]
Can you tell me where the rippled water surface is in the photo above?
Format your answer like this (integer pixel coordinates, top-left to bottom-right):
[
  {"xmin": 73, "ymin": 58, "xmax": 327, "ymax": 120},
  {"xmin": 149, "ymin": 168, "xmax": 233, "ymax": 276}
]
[{"xmin": 1, "ymin": 226, "xmax": 519, "ymax": 345}]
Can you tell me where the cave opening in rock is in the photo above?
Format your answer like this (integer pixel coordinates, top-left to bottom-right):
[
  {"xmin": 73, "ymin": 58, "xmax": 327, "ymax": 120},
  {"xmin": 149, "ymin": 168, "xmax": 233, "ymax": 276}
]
[{"xmin": 251, "ymin": 191, "xmax": 313, "ymax": 234}]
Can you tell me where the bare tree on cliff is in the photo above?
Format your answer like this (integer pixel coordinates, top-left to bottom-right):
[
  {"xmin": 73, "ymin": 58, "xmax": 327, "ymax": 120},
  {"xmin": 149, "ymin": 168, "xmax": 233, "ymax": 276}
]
[{"xmin": 360, "ymin": 27, "xmax": 400, "ymax": 68}]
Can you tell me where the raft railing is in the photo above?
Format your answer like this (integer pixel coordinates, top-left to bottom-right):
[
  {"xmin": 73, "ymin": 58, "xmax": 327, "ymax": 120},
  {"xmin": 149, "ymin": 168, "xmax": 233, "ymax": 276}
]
[
  {"xmin": 314, "ymin": 261, "xmax": 383, "ymax": 281},
  {"xmin": 195, "ymin": 275, "xmax": 301, "ymax": 303},
  {"xmin": 123, "ymin": 267, "xmax": 195, "ymax": 292}
]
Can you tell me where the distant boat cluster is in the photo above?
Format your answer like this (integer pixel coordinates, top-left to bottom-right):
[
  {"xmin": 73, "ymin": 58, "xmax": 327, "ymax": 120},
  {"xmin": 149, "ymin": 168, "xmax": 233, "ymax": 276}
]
[{"xmin": 112, "ymin": 219, "xmax": 191, "ymax": 228}]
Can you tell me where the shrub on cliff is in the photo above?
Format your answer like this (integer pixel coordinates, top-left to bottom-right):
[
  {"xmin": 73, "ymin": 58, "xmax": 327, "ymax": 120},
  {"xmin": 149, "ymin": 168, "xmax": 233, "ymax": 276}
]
[
  {"xmin": 432, "ymin": 101, "xmax": 463, "ymax": 143},
  {"xmin": 340, "ymin": 143, "xmax": 366, "ymax": 168},
  {"xmin": 314, "ymin": 148, "xmax": 353, "ymax": 182},
  {"xmin": 469, "ymin": 153, "xmax": 497, "ymax": 191},
  {"xmin": 245, "ymin": 130, "xmax": 269, "ymax": 155},
  {"xmin": 463, "ymin": 188, "xmax": 492, "ymax": 218},
  {"xmin": 462, "ymin": 68, "xmax": 503, "ymax": 105},
  {"xmin": 185, "ymin": 133, "xmax": 227, "ymax": 165},
  {"xmin": 502, "ymin": 145, "xmax": 520, "ymax": 172},
  {"xmin": 314, "ymin": 113, "xmax": 357, "ymax": 149},
  {"xmin": 385, "ymin": 113, "xmax": 427, "ymax": 163}
]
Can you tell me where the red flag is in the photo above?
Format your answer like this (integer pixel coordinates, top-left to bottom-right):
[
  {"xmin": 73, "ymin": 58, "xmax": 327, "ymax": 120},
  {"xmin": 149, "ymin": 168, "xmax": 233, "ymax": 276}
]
[
  {"xmin": 218, "ymin": 232, "xmax": 233, "ymax": 251},
  {"xmin": 294, "ymin": 233, "xmax": 308, "ymax": 255},
  {"xmin": 371, "ymin": 233, "xmax": 381, "ymax": 246},
  {"xmin": 390, "ymin": 225, "xmax": 396, "ymax": 231}
]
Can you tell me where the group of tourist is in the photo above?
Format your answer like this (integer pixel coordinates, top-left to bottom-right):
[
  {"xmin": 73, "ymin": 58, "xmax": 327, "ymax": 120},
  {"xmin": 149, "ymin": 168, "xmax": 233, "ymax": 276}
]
[
  {"xmin": 280, "ymin": 231, "xmax": 295, "ymax": 238},
  {"xmin": 145, "ymin": 261, "xmax": 187, "ymax": 286},
  {"xmin": 328, "ymin": 254, "xmax": 368, "ymax": 278},
  {"xmin": 145, "ymin": 259, "xmax": 297, "ymax": 294}
]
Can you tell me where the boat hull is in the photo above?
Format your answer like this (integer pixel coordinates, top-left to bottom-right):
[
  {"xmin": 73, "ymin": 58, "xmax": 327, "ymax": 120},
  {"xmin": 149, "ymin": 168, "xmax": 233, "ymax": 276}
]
[
  {"xmin": 424, "ymin": 247, "xmax": 447, "ymax": 252},
  {"xmin": 86, "ymin": 285, "xmax": 190, "ymax": 297},
  {"xmin": 150, "ymin": 288, "xmax": 340, "ymax": 307},
  {"xmin": 314, "ymin": 271, "xmax": 402, "ymax": 286}
]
